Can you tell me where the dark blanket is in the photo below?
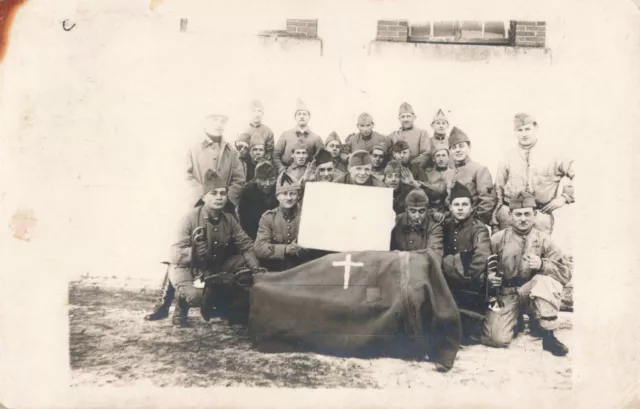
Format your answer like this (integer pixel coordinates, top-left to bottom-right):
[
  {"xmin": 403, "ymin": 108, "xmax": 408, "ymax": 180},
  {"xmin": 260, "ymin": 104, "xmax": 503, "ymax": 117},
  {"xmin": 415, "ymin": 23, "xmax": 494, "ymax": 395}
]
[{"xmin": 249, "ymin": 250, "xmax": 462, "ymax": 370}]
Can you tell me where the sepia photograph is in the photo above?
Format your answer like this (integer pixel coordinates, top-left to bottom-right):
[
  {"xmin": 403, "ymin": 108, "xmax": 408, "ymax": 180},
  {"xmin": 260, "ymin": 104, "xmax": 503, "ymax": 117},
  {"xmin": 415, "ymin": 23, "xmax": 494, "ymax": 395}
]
[{"xmin": 0, "ymin": 0, "xmax": 639, "ymax": 408}]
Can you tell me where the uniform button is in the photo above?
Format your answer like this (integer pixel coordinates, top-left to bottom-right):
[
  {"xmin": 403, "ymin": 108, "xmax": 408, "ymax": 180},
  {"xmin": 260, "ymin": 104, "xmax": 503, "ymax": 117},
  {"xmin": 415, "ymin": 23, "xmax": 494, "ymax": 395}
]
[
  {"xmin": 409, "ymin": 240, "xmax": 413, "ymax": 244},
  {"xmin": 214, "ymin": 241, "xmax": 218, "ymax": 244},
  {"xmin": 214, "ymin": 228, "xmax": 218, "ymax": 232},
  {"xmin": 287, "ymin": 226, "xmax": 291, "ymax": 230}
]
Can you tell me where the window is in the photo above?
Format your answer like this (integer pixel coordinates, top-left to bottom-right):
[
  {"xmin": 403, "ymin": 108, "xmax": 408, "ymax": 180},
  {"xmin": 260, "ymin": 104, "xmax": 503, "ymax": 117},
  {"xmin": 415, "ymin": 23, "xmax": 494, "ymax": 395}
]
[{"xmin": 408, "ymin": 21, "xmax": 509, "ymax": 45}]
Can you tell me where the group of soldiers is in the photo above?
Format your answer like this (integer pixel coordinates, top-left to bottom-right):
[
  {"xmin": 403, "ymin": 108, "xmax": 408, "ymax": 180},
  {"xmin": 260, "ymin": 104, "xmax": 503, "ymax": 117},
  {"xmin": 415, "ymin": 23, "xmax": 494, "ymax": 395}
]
[{"xmin": 145, "ymin": 99, "xmax": 575, "ymax": 359}]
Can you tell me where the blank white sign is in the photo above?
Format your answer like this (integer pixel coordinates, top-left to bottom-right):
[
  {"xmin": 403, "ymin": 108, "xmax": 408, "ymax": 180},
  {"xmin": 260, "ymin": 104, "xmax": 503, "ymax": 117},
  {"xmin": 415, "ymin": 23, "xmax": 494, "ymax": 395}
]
[{"xmin": 298, "ymin": 182, "xmax": 396, "ymax": 252}]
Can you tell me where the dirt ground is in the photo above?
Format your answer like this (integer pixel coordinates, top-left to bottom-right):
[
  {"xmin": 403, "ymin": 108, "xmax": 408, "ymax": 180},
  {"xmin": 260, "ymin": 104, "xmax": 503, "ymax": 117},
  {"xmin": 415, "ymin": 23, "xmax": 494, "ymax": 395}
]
[{"xmin": 69, "ymin": 276, "xmax": 572, "ymax": 389}]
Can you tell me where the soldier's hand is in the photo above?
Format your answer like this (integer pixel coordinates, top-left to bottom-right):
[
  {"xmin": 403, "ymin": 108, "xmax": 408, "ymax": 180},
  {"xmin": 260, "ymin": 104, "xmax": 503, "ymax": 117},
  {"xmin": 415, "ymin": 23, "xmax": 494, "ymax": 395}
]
[
  {"xmin": 432, "ymin": 212, "xmax": 445, "ymax": 223},
  {"xmin": 196, "ymin": 241, "xmax": 208, "ymax": 258},
  {"xmin": 285, "ymin": 243, "xmax": 302, "ymax": 256},
  {"xmin": 525, "ymin": 254, "xmax": 542, "ymax": 270},
  {"xmin": 541, "ymin": 197, "xmax": 567, "ymax": 214},
  {"xmin": 487, "ymin": 272, "xmax": 502, "ymax": 288}
]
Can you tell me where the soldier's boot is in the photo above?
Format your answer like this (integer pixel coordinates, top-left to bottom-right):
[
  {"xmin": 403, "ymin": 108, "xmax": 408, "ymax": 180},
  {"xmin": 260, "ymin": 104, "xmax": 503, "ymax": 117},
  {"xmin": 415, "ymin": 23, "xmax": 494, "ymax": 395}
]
[
  {"xmin": 172, "ymin": 297, "xmax": 190, "ymax": 328},
  {"xmin": 144, "ymin": 271, "xmax": 175, "ymax": 321},
  {"xmin": 542, "ymin": 330, "xmax": 569, "ymax": 356},
  {"xmin": 528, "ymin": 316, "xmax": 546, "ymax": 338},
  {"xmin": 514, "ymin": 313, "xmax": 526, "ymax": 336}
]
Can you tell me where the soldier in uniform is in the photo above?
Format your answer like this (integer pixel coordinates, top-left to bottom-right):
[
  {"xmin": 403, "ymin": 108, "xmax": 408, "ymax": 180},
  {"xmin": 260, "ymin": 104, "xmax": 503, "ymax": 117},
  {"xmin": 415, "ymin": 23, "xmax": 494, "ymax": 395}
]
[
  {"xmin": 301, "ymin": 147, "xmax": 345, "ymax": 184},
  {"xmin": 391, "ymin": 140, "xmax": 412, "ymax": 167},
  {"xmin": 332, "ymin": 150, "xmax": 387, "ymax": 187},
  {"xmin": 236, "ymin": 161, "xmax": 278, "ymax": 240},
  {"xmin": 240, "ymin": 100, "xmax": 275, "ymax": 162},
  {"xmin": 324, "ymin": 132, "xmax": 348, "ymax": 173},
  {"xmin": 384, "ymin": 160, "xmax": 424, "ymax": 215},
  {"xmin": 237, "ymin": 134, "xmax": 268, "ymax": 182},
  {"xmin": 444, "ymin": 127, "xmax": 496, "ymax": 225},
  {"xmin": 342, "ymin": 112, "xmax": 392, "ymax": 160},
  {"xmin": 370, "ymin": 144, "xmax": 388, "ymax": 181},
  {"xmin": 285, "ymin": 139, "xmax": 310, "ymax": 181},
  {"xmin": 234, "ymin": 132, "xmax": 252, "ymax": 180},
  {"xmin": 482, "ymin": 191, "xmax": 571, "ymax": 356},
  {"xmin": 413, "ymin": 144, "xmax": 450, "ymax": 222},
  {"xmin": 430, "ymin": 109, "xmax": 450, "ymax": 147},
  {"xmin": 492, "ymin": 113, "xmax": 575, "ymax": 234},
  {"xmin": 167, "ymin": 171, "xmax": 262, "ymax": 327},
  {"xmin": 388, "ymin": 102, "xmax": 431, "ymax": 168},
  {"xmin": 254, "ymin": 172, "xmax": 313, "ymax": 271},
  {"xmin": 273, "ymin": 99, "xmax": 324, "ymax": 173},
  {"xmin": 390, "ymin": 189, "xmax": 443, "ymax": 258}
]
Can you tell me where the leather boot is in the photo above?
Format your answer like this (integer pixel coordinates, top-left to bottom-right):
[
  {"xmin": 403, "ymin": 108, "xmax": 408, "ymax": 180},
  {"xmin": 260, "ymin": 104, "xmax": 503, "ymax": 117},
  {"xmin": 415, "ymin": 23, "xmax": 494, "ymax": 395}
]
[
  {"xmin": 542, "ymin": 330, "xmax": 569, "ymax": 356},
  {"xmin": 172, "ymin": 297, "xmax": 189, "ymax": 328},
  {"xmin": 144, "ymin": 270, "xmax": 175, "ymax": 321}
]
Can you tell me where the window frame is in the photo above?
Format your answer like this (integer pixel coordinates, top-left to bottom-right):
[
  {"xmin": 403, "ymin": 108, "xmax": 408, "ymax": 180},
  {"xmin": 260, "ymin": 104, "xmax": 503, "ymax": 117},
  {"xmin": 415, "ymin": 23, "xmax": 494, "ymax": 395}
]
[{"xmin": 408, "ymin": 20, "xmax": 510, "ymax": 45}]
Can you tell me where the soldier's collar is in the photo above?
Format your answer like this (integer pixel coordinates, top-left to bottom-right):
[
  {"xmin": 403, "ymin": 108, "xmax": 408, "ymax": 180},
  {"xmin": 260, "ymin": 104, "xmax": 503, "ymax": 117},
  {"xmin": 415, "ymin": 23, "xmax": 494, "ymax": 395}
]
[
  {"xmin": 454, "ymin": 158, "xmax": 469, "ymax": 168},
  {"xmin": 249, "ymin": 122, "xmax": 262, "ymax": 128},
  {"xmin": 433, "ymin": 133, "xmax": 446, "ymax": 141},
  {"xmin": 453, "ymin": 216, "xmax": 473, "ymax": 228},
  {"xmin": 202, "ymin": 135, "xmax": 223, "ymax": 146}
]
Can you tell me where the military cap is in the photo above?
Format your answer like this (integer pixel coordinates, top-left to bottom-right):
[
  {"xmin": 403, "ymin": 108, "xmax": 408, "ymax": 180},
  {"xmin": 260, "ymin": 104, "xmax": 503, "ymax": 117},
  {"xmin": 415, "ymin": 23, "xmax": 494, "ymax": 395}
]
[
  {"xmin": 325, "ymin": 131, "xmax": 342, "ymax": 145},
  {"xmin": 371, "ymin": 143, "xmax": 386, "ymax": 154},
  {"xmin": 509, "ymin": 191, "xmax": 536, "ymax": 210},
  {"xmin": 514, "ymin": 113, "xmax": 536, "ymax": 130},
  {"xmin": 276, "ymin": 171, "xmax": 301, "ymax": 195},
  {"xmin": 295, "ymin": 99, "xmax": 310, "ymax": 115},
  {"xmin": 398, "ymin": 102, "xmax": 415, "ymax": 115},
  {"xmin": 314, "ymin": 147, "xmax": 334, "ymax": 166},
  {"xmin": 202, "ymin": 169, "xmax": 227, "ymax": 195},
  {"xmin": 255, "ymin": 162, "xmax": 277, "ymax": 180},
  {"xmin": 449, "ymin": 181, "xmax": 472, "ymax": 202},
  {"xmin": 384, "ymin": 160, "xmax": 403, "ymax": 175},
  {"xmin": 249, "ymin": 100, "xmax": 264, "ymax": 110},
  {"xmin": 432, "ymin": 109, "xmax": 449, "ymax": 124},
  {"xmin": 357, "ymin": 112, "xmax": 374, "ymax": 124},
  {"xmin": 432, "ymin": 143, "xmax": 449, "ymax": 156},
  {"xmin": 348, "ymin": 150, "xmax": 372, "ymax": 167},
  {"xmin": 448, "ymin": 126, "xmax": 470, "ymax": 148},
  {"xmin": 291, "ymin": 138, "xmax": 309, "ymax": 153},
  {"xmin": 405, "ymin": 188, "xmax": 429, "ymax": 207},
  {"xmin": 392, "ymin": 140, "xmax": 411, "ymax": 152},
  {"xmin": 250, "ymin": 134, "xmax": 265, "ymax": 148}
]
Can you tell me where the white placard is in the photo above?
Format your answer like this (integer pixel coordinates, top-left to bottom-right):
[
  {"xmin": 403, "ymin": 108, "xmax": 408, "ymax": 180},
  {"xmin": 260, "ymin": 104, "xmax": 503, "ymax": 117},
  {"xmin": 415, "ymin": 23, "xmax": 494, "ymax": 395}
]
[{"xmin": 298, "ymin": 182, "xmax": 396, "ymax": 252}]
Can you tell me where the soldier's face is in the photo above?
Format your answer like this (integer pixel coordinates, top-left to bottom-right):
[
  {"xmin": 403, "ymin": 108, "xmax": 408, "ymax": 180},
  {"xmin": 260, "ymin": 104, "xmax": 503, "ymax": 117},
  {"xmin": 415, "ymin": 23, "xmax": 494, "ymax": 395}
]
[
  {"xmin": 251, "ymin": 107, "xmax": 264, "ymax": 124},
  {"xmin": 326, "ymin": 141, "xmax": 341, "ymax": 157},
  {"xmin": 295, "ymin": 111, "xmax": 310, "ymax": 126},
  {"xmin": 434, "ymin": 150, "xmax": 449, "ymax": 168},
  {"xmin": 407, "ymin": 206, "xmax": 428, "ymax": 225},
  {"xmin": 316, "ymin": 162, "xmax": 335, "ymax": 182},
  {"xmin": 450, "ymin": 197, "xmax": 472, "ymax": 221},
  {"xmin": 371, "ymin": 149, "xmax": 385, "ymax": 167},
  {"xmin": 384, "ymin": 172, "xmax": 401, "ymax": 190},
  {"xmin": 432, "ymin": 120, "xmax": 449, "ymax": 135},
  {"xmin": 292, "ymin": 149, "xmax": 308, "ymax": 165},
  {"xmin": 349, "ymin": 164, "xmax": 372, "ymax": 184},
  {"xmin": 511, "ymin": 208, "xmax": 536, "ymax": 232},
  {"xmin": 515, "ymin": 123, "xmax": 538, "ymax": 147},
  {"xmin": 250, "ymin": 145, "xmax": 265, "ymax": 162},
  {"xmin": 393, "ymin": 149, "xmax": 411, "ymax": 165},
  {"xmin": 277, "ymin": 190, "xmax": 299, "ymax": 209},
  {"xmin": 398, "ymin": 113, "xmax": 415, "ymax": 129},
  {"xmin": 256, "ymin": 177, "xmax": 275, "ymax": 193},
  {"xmin": 203, "ymin": 188, "xmax": 228, "ymax": 211},
  {"xmin": 235, "ymin": 142, "xmax": 249, "ymax": 158},
  {"xmin": 450, "ymin": 142, "xmax": 470, "ymax": 163},
  {"xmin": 357, "ymin": 121, "xmax": 374, "ymax": 137},
  {"xmin": 203, "ymin": 116, "xmax": 228, "ymax": 136}
]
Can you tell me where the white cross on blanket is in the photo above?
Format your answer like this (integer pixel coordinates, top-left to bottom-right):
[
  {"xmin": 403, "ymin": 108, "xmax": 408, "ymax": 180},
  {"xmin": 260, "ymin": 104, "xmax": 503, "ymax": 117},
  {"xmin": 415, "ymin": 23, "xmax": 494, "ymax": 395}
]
[{"xmin": 332, "ymin": 254, "xmax": 364, "ymax": 289}]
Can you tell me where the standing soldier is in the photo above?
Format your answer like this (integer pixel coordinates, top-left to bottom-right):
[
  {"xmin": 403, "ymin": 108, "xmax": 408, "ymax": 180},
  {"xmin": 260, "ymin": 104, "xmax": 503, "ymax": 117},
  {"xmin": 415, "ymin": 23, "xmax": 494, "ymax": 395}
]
[
  {"xmin": 332, "ymin": 150, "xmax": 387, "ymax": 187},
  {"xmin": 254, "ymin": 173, "xmax": 313, "ymax": 271},
  {"xmin": 187, "ymin": 113, "xmax": 246, "ymax": 214},
  {"xmin": 492, "ymin": 113, "xmax": 575, "ymax": 234},
  {"xmin": 370, "ymin": 144, "xmax": 388, "ymax": 181},
  {"xmin": 285, "ymin": 139, "xmax": 310, "ymax": 182},
  {"xmin": 445, "ymin": 127, "xmax": 496, "ymax": 225},
  {"xmin": 430, "ymin": 109, "xmax": 450, "ymax": 147},
  {"xmin": 325, "ymin": 132, "xmax": 348, "ymax": 173},
  {"xmin": 388, "ymin": 102, "xmax": 431, "ymax": 168},
  {"xmin": 236, "ymin": 161, "xmax": 278, "ymax": 240},
  {"xmin": 342, "ymin": 112, "xmax": 392, "ymax": 160},
  {"xmin": 241, "ymin": 100, "xmax": 275, "ymax": 162},
  {"xmin": 390, "ymin": 189, "xmax": 443, "ymax": 258},
  {"xmin": 413, "ymin": 144, "xmax": 450, "ymax": 222},
  {"xmin": 482, "ymin": 192, "xmax": 571, "ymax": 356},
  {"xmin": 273, "ymin": 99, "xmax": 324, "ymax": 173},
  {"xmin": 167, "ymin": 171, "xmax": 263, "ymax": 327}
]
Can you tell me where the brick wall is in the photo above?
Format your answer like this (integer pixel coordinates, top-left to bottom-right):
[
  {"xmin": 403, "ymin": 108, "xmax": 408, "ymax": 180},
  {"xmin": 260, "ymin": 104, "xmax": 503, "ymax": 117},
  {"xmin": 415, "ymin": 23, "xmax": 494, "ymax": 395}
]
[
  {"xmin": 510, "ymin": 21, "xmax": 546, "ymax": 47},
  {"xmin": 286, "ymin": 19, "xmax": 318, "ymax": 38},
  {"xmin": 376, "ymin": 20, "xmax": 409, "ymax": 42}
]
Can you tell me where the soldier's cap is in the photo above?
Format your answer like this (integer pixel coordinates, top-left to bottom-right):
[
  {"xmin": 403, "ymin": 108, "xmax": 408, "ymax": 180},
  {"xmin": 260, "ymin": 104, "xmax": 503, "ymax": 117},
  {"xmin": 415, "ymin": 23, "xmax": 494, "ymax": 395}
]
[
  {"xmin": 398, "ymin": 102, "xmax": 415, "ymax": 115},
  {"xmin": 384, "ymin": 160, "xmax": 403, "ymax": 175},
  {"xmin": 250, "ymin": 134, "xmax": 265, "ymax": 148},
  {"xmin": 432, "ymin": 109, "xmax": 449, "ymax": 124},
  {"xmin": 392, "ymin": 140, "xmax": 411, "ymax": 153},
  {"xmin": 432, "ymin": 143, "xmax": 449, "ymax": 156},
  {"xmin": 294, "ymin": 99, "xmax": 310, "ymax": 115},
  {"xmin": 371, "ymin": 143, "xmax": 386, "ymax": 154},
  {"xmin": 357, "ymin": 112, "xmax": 374, "ymax": 124},
  {"xmin": 348, "ymin": 150, "xmax": 372, "ymax": 167},
  {"xmin": 202, "ymin": 169, "xmax": 228, "ymax": 196},
  {"xmin": 509, "ymin": 191, "xmax": 536, "ymax": 210},
  {"xmin": 314, "ymin": 147, "xmax": 334, "ymax": 166},
  {"xmin": 249, "ymin": 99, "xmax": 264, "ymax": 110},
  {"xmin": 205, "ymin": 111, "xmax": 229, "ymax": 121},
  {"xmin": 405, "ymin": 188, "xmax": 429, "ymax": 208},
  {"xmin": 448, "ymin": 126, "xmax": 470, "ymax": 148},
  {"xmin": 276, "ymin": 171, "xmax": 301, "ymax": 195},
  {"xmin": 255, "ymin": 162, "xmax": 277, "ymax": 180},
  {"xmin": 449, "ymin": 181, "xmax": 472, "ymax": 202},
  {"xmin": 325, "ymin": 131, "xmax": 342, "ymax": 145},
  {"xmin": 514, "ymin": 113, "xmax": 537, "ymax": 130},
  {"xmin": 291, "ymin": 138, "xmax": 309, "ymax": 153}
]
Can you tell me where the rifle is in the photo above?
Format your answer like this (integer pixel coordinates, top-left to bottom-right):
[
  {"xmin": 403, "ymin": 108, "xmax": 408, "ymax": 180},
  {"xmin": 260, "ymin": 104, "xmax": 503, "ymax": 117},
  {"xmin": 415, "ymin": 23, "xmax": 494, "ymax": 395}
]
[{"xmin": 484, "ymin": 254, "xmax": 504, "ymax": 312}]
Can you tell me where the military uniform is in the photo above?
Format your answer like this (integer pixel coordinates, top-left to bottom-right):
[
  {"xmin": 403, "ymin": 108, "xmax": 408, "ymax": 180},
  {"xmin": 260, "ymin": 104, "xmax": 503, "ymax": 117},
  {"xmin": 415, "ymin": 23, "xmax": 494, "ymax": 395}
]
[
  {"xmin": 343, "ymin": 131, "xmax": 392, "ymax": 158},
  {"xmin": 390, "ymin": 212, "xmax": 443, "ymax": 258},
  {"xmin": 444, "ymin": 159, "xmax": 496, "ymax": 225},
  {"xmin": 392, "ymin": 182, "xmax": 419, "ymax": 215},
  {"xmin": 236, "ymin": 180, "xmax": 278, "ymax": 240},
  {"xmin": 254, "ymin": 206, "xmax": 311, "ymax": 271},
  {"xmin": 285, "ymin": 163, "xmax": 307, "ymax": 182},
  {"xmin": 442, "ymin": 217, "xmax": 491, "ymax": 284},
  {"xmin": 242, "ymin": 122, "xmax": 275, "ymax": 161},
  {"xmin": 414, "ymin": 166, "xmax": 449, "ymax": 214}
]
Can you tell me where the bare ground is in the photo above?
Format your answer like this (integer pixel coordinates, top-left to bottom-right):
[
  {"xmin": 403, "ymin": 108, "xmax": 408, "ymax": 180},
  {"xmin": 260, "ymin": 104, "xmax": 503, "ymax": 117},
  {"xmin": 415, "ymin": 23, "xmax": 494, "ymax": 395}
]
[{"xmin": 69, "ymin": 276, "xmax": 572, "ymax": 389}]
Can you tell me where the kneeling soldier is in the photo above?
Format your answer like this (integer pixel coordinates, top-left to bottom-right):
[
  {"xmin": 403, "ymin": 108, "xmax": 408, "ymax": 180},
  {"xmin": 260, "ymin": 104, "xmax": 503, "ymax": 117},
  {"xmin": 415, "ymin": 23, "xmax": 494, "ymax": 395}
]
[
  {"xmin": 168, "ymin": 170, "xmax": 261, "ymax": 327},
  {"xmin": 482, "ymin": 191, "xmax": 571, "ymax": 356},
  {"xmin": 390, "ymin": 189, "xmax": 443, "ymax": 258}
]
